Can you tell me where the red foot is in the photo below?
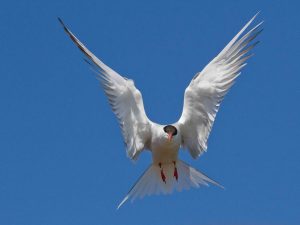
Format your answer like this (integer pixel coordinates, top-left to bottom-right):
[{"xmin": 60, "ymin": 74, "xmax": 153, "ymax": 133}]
[
  {"xmin": 159, "ymin": 162, "xmax": 166, "ymax": 183},
  {"xmin": 174, "ymin": 167, "xmax": 178, "ymax": 181},
  {"xmin": 173, "ymin": 161, "xmax": 178, "ymax": 181},
  {"xmin": 160, "ymin": 170, "xmax": 166, "ymax": 183}
]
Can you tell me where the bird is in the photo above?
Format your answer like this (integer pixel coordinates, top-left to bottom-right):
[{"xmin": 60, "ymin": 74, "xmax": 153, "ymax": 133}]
[{"xmin": 58, "ymin": 13, "xmax": 262, "ymax": 209}]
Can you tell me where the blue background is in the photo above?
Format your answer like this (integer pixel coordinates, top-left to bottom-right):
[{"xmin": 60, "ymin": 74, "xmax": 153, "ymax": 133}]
[{"xmin": 1, "ymin": 0, "xmax": 299, "ymax": 224}]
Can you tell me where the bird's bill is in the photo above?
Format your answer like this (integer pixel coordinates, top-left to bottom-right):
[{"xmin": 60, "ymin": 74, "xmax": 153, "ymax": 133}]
[{"xmin": 167, "ymin": 133, "xmax": 173, "ymax": 141}]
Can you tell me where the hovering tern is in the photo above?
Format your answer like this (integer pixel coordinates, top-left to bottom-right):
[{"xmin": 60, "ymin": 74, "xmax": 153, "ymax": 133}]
[{"xmin": 59, "ymin": 13, "xmax": 262, "ymax": 209}]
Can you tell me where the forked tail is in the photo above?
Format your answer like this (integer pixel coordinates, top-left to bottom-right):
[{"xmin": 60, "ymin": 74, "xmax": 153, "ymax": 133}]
[{"xmin": 117, "ymin": 160, "xmax": 223, "ymax": 209}]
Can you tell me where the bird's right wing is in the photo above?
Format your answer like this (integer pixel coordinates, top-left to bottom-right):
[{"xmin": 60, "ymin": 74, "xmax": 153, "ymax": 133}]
[
  {"xmin": 178, "ymin": 14, "xmax": 263, "ymax": 159},
  {"xmin": 59, "ymin": 18, "xmax": 152, "ymax": 160}
]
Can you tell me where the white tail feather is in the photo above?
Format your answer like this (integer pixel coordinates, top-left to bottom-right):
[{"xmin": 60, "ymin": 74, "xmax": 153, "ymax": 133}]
[{"xmin": 117, "ymin": 160, "xmax": 223, "ymax": 209}]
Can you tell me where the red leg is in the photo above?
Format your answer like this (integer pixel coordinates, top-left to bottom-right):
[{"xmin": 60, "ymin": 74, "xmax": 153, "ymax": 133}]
[
  {"xmin": 160, "ymin": 170, "xmax": 166, "ymax": 183},
  {"xmin": 173, "ymin": 161, "xmax": 178, "ymax": 181},
  {"xmin": 159, "ymin": 162, "xmax": 166, "ymax": 183}
]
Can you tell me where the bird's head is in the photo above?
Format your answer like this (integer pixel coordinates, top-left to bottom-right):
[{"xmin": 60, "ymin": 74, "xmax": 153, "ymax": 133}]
[{"xmin": 163, "ymin": 125, "xmax": 178, "ymax": 142}]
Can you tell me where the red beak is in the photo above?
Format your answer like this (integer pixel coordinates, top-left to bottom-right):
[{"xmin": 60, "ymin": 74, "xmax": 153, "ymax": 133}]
[{"xmin": 168, "ymin": 132, "xmax": 173, "ymax": 141}]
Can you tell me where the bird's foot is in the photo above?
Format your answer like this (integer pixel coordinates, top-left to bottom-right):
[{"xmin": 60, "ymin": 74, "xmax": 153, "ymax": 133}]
[
  {"xmin": 159, "ymin": 163, "xmax": 166, "ymax": 183},
  {"xmin": 173, "ymin": 161, "xmax": 178, "ymax": 181},
  {"xmin": 160, "ymin": 170, "xmax": 166, "ymax": 184}
]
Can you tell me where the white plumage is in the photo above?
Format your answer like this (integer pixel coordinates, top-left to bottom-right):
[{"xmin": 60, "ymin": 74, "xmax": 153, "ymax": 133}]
[
  {"xmin": 178, "ymin": 15, "xmax": 263, "ymax": 158},
  {"xmin": 59, "ymin": 13, "xmax": 262, "ymax": 208}
]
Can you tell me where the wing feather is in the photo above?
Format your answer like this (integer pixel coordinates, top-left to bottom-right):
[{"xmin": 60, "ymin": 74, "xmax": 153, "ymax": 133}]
[
  {"xmin": 59, "ymin": 18, "xmax": 152, "ymax": 160},
  {"xmin": 178, "ymin": 14, "xmax": 263, "ymax": 158}
]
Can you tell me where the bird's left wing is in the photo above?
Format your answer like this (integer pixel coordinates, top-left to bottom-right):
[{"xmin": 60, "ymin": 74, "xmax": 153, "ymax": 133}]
[
  {"xmin": 59, "ymin": 18, "xmax": 152, "ymax": 160},
  {"xmin": 177, "ymin": 14, "xmax": 263, "ymax": 159}
]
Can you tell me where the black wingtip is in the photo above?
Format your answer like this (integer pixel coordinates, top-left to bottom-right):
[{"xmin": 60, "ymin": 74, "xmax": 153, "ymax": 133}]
[
  {"xmin": 57, "ymin": 17, "xmax": 69, "ymax": 33},
  {"xmin": 57, "ymin": 17, "xmax": 64, "ymax": 26}
]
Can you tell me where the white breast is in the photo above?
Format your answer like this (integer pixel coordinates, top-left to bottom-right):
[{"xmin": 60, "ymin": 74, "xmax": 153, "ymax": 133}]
[{"xmin": 150, "ymin": 124, "xmax": 181, "ymax": 164}]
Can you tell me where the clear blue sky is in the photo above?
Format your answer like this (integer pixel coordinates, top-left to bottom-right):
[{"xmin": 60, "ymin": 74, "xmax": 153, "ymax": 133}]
[{"xmin": 1, "ymin": 0, "xmax": 299, "ymax": 224}]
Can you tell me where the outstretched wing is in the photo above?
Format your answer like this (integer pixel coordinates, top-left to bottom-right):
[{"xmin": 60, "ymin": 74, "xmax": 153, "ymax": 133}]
[
  {"xmin": 59, "ymin": 18, "xmax": 152, "ymax": 160},
  {"xmin": 177, "ymin": 14, "xmax": 263, "ymax": 158}
]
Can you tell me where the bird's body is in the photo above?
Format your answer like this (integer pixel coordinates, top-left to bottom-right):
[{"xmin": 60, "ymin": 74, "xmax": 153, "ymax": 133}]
[
  {"xmin": 150, "ymin": 124, "xmax": 181, "ymax": 164},
  {"xmin": 59, "ymin": 13, "xmax": 262, "ymax": 208}
]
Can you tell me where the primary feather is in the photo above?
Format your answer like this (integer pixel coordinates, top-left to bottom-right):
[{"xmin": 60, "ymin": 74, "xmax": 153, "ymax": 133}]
[
  {"xmin": 178, "ymin": 13, "xmax": 263, "ymax": 158},
  {"xmin": 58, "ymin": 18, "xmax": 152, "ymax": 160}
]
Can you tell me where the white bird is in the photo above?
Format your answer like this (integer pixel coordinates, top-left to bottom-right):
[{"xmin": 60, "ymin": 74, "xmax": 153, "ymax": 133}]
[{"xmin": 59, "ymin": 13, "xmax": 262, "ymax": 209}]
